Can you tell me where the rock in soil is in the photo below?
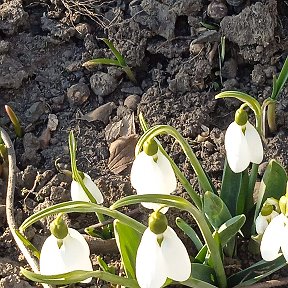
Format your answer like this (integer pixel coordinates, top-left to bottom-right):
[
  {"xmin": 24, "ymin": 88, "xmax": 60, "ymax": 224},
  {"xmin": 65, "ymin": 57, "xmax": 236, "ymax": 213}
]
[
  {"xmin": 90, "ymin": 72, "xmax": 119, "ymax": 97},
  {"xmin": 67, "ymin": 83, "xmax": 90, "ymax": 106}
]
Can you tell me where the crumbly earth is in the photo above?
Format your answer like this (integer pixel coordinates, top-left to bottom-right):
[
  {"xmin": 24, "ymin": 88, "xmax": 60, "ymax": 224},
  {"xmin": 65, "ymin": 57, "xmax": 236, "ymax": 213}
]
[{"xmin": 0, "ymin": 0, "xmax": 288, "ymax": 287}]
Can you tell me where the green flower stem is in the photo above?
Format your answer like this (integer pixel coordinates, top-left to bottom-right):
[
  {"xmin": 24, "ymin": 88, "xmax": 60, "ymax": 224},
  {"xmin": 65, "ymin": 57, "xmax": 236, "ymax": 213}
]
[
  {"xmin": 136, "ymin": 125, "xmax": 214, "ymax": 196},
  {"xmin": 68, "ymin": 132, "xmax": 105, "ymax": 224},
  {"xmin": 267, "ymin": 99, "xmax": 277, "ymax": 133},
  {"xmin": 138, "ymin": 115, "xmax": 202, "ymax": 209},
  {"xmin": 19, "ymin": 201, "xmax": 145, "ymax": 234},
  {"xmin": 247, "ymin": 163, "xmax": 259, "ymax": 210},
  {"xmin": 111, "ymin": 195, "xmax": 227, "ymax": 288},
  {"xmin": 21, "ymin": 268, "xmax": 139, "ymax": 287},
  {"xmin": 215, "ymin": 91, "xmax": 262, "ymax": 132}
]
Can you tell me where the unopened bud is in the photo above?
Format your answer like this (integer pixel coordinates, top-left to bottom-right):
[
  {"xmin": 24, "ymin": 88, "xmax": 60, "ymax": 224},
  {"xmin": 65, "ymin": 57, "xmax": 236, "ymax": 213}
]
[{"xmin": 148, "ymin": 211, "xmax": 168, "ymax": 235}]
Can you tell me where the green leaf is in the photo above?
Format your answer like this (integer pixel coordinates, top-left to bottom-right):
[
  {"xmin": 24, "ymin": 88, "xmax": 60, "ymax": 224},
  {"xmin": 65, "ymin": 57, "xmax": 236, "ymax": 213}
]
[
  {"xmin": 220, "ymin": 159, "xmax": 242, "ymax": 216},
  {"xmin": 204, "ymin": 191, "xmax": 232, "ymax": 229},
  {"xmin": 114, "ymin": 220, "xmax": 142, "ymax": 279},
  {"xmin": 83, "ymin": 58, "xmax": 121, "ymax": 67},
  {"xmin": 15, "ymin": 230, "xmax": 40, "ymax": 259},
  {"xmin": 217, "ymin": 215, "xmax": 245, "ymax": 247},
  {"xmin": 20, "ymin": 268, "xmax": 139, "ymax": 287},
  {"xmin": 271, "ymin": 56, "xmax": 288, "ymax": 100},
  {"xmin": 194, "ymin": 245, "xmax": 208, "ymax": 263},
  {"xmin": 176, "ymin": 217, "xmax": 203, "ymax": 251},
  {"xmin": 101, "ymin": 38, "xmax": 127, "ymax": 66},
  {"xmin": 228, "ymin": 256, "xmax": 287, "ymax": 287},
  {"xmin": 253, "ymin": 160, "xmax": 287, "ymax": 233},
  {"xmin": 181, "ymin": 263, "xmax": 217, "ymax": 287}
]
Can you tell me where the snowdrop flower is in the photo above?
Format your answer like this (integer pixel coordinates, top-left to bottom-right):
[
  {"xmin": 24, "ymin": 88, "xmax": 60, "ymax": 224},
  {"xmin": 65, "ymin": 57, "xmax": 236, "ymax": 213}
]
[
  {"xmin": 225, "ymin": 108, "xmax": 263, "ymax": 173},
  {"xmin": 256, "ymin": 210, "xmax": 279, "ymax": 235},
  {"xmin": 131, "ymin": 139, "xmax": 177, "ymax": 210},
  {"xmin": 260, "ymin": 193, "xmax": 288, "ymax": 261},
  {"xmin": 136, "ymin": 211, "xmax": 191, "ymax": 288},
  {"xmin": 40, "ymin": 215, "xmax": 93, "ymax": 283},
  {"xmin": 71, "ymin": 172, "xmax": 103, "ymax": 203}
]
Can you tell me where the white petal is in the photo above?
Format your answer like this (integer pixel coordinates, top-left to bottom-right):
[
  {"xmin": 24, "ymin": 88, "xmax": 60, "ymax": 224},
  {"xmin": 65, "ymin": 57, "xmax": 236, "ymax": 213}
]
[
  {"xmin": 131, "ymin": 151, "xmax": 176, "ymax": 211},
  {"xmin": 255, "ymin": 214, "xmax": 268, "ymax": 235},
  {"xmin": 71, "ymin": 173, "xmax": 103, "ymax": 204},
  {"xmin": 161, "ymin": 227, "xmax": 191, "ymax": 281},
  {"xmin": 40, "ymin": 235, "xmax": 66, "ymax": 275},
  {"xmin": 261, "ymin": 214, "xmax": 285, "ymax": 261},
  {"xmin": 225, "ymin": 122, "xmax": 250, "ymax": 173},
  {"xmin": 136, "ymin": 229, "xmax": 167, "ymax": 288},
  {"xmin": 245, "ymin": 122, "xmax": 263, "ymax": 164},
  {"xmin": 281, "ymin": 225, "xmax": 288, "ymax": 262},
  {"xmin": 40, "ymin": 228, "xmax": 93, "ymax": 283}
]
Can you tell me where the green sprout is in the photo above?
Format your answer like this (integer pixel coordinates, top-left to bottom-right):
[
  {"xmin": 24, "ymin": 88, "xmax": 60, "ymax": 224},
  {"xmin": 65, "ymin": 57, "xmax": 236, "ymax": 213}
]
[
  {"xmin": 262, "ymin": 56, "xmax": 288, "ymax": 135},
  {"xmin": 83, "ymin": 38, "xmax": 137, "ymax": 84},
  {"xmin": 5, "ymin": 105, "xmax": 23, "ymax": 138}
]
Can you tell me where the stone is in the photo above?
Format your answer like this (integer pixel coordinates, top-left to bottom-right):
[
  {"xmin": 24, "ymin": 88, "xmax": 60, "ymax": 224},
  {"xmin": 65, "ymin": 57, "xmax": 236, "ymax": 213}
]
[
  {"xmin": 90, "ymin": 72, "xmax": 119, "ymax": 97},
  {"xmin": 67, "ymin": 83, "xmax": 90, "ymax": 105},
  {"xmin": 124, "ymin": 95, "xmax": 141, "ymax": 111}
]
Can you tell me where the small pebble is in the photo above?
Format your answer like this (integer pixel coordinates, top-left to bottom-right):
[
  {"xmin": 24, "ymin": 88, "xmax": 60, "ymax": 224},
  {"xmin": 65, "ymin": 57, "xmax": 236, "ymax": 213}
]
[
  {"xmin": 67, "ymin": 83, "xmax": 90, "ymax": 106},
  {"xmin": 124, "ymin": 95, "xmax": 141, "ymax": 111}
]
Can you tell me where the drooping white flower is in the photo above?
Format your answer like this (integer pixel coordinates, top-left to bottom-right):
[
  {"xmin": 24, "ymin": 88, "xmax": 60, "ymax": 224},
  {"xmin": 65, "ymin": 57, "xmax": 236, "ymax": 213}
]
[
  {"xmin": 225, "ymin": 121, "xmax": 263, "ymax": 173},
  {"xmin": 40, "ymin": 228, "xmax": 93, "ymax": 283},
  {"xmin": 71, "ymin": 172, "xmax": 103, "ymax": 203},
  {"xmin": 260, "ymin": 213, "xmax": 288, "ymax": 261},
  {"xmin": 136, "ymin": 227, "xmax": 191, "ymax": 288},
  {"xmin": 131, "ymin": 150, "xmax": 177, "ymax": 210},
  {"xmin": 255, "ymin": 210, "xmax": 279, "ymax": 235}
]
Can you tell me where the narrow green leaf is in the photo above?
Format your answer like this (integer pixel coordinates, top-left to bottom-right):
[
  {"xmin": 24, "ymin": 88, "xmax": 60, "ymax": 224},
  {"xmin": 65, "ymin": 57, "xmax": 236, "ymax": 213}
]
[
  {"xmin": 21, "ymin": 268, "xmax": 139, "ymax": 287},
  {"xmin": 114, "ymin": 220, "xmax": 142, "ymax": 279},
  {"xmin": 83, "ymin": 58, "xmax": 121, "ymax": 67},
  {"xmin": 176, "ymin": 217, "xmax": 203, "ymax": 251},
  {"xmin": 253, "ymin": 160, "xmax": 287, "ymax": 233},
  {"xmin": 97, "ymin": 256, "xmax": 110, "ymax": 272},
  {"xmin": 228, "ymin": 256, "xmax": 287, "ymax": 287},
  {"xmin": 101, "ymin": 38, "xmax": 126, "ymax": 66},
  {"xmin": 204, "ymin": 191, "xmax": 232, "ymax": 229},
  {"xmin": 220, "ymin": 159, "xmax": 242, "ymax": 216},
  {"xmin": 15, "ymin": 230, "xmax": 40, "ymax": 259},
  {"xmin": 194, "ymin": 245, "xmax": 208, "ymax": 263},
  {"xmin": 271, "ymin": 56, "xmax": 288, "ymax": 100},
  {"xmin": 217, "ymin": 215, "xmax": 245, "ymax": 247}
]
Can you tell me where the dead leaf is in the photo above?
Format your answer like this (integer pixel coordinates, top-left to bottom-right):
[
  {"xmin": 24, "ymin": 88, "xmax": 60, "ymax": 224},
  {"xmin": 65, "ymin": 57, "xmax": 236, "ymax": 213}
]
[
  {"xmin": 105, "ymin": 113, "xmax": 136, "ymax": 143},
  {"xmin": 108, "ymin": 134, "xmax": 138, "ymax": 174},
  {"xmin": 79, "ymin": 102, "xmax": 116, "ymax": 125}
]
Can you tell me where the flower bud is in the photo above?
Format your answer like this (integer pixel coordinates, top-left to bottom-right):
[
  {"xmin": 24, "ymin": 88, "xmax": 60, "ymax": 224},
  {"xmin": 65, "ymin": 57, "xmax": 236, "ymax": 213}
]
[
  {"xmin": 143, "ymin": 139, "xmax": 158, "ymax": 156},
  {"xmin": 148, "ymin": 211, "xmax": 168, "ymax": 235},
  {"xmin": 50, "ymin": 215, "xmax": 68, "ymax": 241},
  {"xmin": 234, "ymin": 108, "xmax": 248, "ymax": 126}
]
